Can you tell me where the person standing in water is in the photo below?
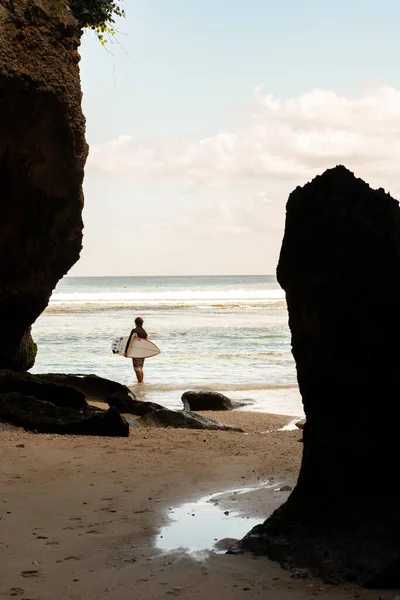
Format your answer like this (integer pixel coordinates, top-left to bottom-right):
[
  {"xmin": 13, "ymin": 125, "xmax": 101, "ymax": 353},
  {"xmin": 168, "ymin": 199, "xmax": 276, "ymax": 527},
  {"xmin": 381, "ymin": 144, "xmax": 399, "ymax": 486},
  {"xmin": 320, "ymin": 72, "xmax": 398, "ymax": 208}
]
[{"xmin": 126, "ymin": 316, "xmax": 148, "ymax": 383}]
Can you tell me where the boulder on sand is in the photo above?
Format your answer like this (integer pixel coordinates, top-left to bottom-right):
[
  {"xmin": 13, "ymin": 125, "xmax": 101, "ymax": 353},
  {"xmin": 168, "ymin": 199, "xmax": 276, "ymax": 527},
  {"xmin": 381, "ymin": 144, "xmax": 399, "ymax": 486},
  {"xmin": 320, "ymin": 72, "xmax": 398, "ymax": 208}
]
[
  {"xmin": 0, "ymin": 393, "xmax": 129, "ymax": 436},
  {"xmin": 107, "ymin": 393, "xmax": 164, "ymax": 416},
  {"xmin": 138, "ymin": 408, "xmax": 243, "ymax": 431},
  {"xmin": 37, "ymin": 373, "xmax": 136, "ymax": 404},
  {"xmin": 181, "ymin": 390, "xmax": 245, "ymax": 411},
  {"xmin": 0, "ymin": 371, "xmax": 86, "ymax": 408}
]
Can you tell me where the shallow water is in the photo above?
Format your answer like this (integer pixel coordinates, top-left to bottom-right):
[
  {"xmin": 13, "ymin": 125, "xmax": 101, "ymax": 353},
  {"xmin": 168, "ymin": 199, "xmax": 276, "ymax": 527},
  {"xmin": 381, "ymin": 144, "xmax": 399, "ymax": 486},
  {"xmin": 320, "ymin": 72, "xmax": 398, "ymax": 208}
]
[
  {"xmin": 31, "ymin": 275, "xmax": 303, "ymax": 416},
  {"xmin": 156, "ymin": 483, "xmax": 271, "ymax": 555}
]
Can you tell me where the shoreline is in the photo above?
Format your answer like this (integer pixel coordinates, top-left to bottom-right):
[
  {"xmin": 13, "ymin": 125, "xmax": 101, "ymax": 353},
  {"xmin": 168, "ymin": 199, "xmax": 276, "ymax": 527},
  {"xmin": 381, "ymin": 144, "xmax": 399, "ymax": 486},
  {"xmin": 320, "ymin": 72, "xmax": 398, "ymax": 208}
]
[{"xmin": 0, "ymin": 411, "xmax": 386, "ymax": 599}]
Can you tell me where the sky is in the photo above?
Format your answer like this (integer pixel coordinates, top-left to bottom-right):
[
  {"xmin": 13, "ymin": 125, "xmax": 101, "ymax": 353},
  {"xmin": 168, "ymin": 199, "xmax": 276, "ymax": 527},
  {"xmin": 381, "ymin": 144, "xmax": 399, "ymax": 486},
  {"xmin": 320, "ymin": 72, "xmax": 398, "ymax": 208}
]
[{"xmin": 71, "ymin": 0, "xmax": 400, "ymax": 276}]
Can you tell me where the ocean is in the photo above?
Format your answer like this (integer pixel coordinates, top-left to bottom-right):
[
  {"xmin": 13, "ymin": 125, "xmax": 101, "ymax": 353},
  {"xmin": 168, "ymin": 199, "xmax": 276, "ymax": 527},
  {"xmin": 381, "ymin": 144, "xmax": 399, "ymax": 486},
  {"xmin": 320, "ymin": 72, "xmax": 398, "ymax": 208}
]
[{"xmin": 31, "ymin": 275, "xmax": 303, "ymax": 417}]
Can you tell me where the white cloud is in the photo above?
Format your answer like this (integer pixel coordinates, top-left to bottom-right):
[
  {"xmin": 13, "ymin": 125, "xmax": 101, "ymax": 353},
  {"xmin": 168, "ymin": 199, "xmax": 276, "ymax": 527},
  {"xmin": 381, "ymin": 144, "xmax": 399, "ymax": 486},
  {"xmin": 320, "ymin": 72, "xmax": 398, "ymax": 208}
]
[{"xmin": 87, "ymin": 86, "xmax": 400, "ymax": 196}]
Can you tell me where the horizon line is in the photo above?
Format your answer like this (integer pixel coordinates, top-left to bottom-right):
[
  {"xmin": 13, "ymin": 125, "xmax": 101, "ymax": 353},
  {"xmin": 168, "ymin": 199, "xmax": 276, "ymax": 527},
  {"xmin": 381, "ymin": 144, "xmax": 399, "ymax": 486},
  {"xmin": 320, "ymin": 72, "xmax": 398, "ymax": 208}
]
[{"xmin": 65, "ymin": 273, "xmax": 277, "ymax": 278}]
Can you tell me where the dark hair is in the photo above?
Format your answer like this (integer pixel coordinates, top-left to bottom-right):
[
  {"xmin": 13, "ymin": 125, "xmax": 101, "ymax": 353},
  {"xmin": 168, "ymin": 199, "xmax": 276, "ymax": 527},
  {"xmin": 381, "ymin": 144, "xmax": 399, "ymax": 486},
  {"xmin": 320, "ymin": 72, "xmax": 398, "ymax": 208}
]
[{"xmin": 135, "ymin": 317, "xmax": 144, "ymax": 326}]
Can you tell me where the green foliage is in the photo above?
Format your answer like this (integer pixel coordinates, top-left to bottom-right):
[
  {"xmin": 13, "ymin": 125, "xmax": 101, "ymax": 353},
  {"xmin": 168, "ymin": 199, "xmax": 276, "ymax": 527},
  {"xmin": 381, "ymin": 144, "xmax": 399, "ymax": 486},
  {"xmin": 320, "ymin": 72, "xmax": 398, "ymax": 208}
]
[{"xmin": 69, "ymin": 0, "xmax": 125, "ymax": 44}]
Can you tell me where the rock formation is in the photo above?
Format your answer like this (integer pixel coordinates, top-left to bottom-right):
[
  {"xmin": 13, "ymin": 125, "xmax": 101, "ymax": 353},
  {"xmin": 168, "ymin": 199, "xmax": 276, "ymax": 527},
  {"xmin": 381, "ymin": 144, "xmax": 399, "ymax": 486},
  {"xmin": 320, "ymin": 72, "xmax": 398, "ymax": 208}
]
[
  {"xmin": 107, "ymin": 394, "xmax": 164, "ymax": 415},
  {"xmin": 0, "ymin": 0, "xmax": 87, "ymax": 370},
  {"xmin": 37, "ymin": 373, "xmax": 135, "ymax": 404},
  {"xmin": 181, "ymin": 390, "xmax": 245, "ymax": 411},
  {"xmin": 0, "ymin": 372, "xmax": 129, "ymax": 436},
  {"xmin": 239, "ymin": 166, "xmax": 400, "ymax": 587},
  {"xmin": 138, "ymin": 408, "xmax": 243, "ymax": 431},
  {"xmin": 0, "ymin": 393, "xmax": 129, "ymax": 436}
]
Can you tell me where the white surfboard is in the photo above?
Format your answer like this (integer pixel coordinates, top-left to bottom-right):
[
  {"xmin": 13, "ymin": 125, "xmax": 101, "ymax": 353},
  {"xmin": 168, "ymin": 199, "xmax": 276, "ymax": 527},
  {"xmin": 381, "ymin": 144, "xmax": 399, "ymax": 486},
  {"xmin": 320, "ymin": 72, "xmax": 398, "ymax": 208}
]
[{"xmin": 111, "ymin": 335, "xmax": 161, "ymax": 359}]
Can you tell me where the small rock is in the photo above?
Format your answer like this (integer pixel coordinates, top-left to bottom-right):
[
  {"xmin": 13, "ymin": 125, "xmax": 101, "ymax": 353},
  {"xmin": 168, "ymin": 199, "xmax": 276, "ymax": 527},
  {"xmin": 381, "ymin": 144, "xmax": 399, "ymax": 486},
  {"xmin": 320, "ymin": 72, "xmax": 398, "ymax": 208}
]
[
  {"xmin": 16, "ymin": 444, "xmax": 25, "ymax": 448},
  {"xmin": 291, "ymin": 568, "xmax": 310, "ymax": 579},
  {"xmin": 214, "ymin": 538, "xmax": 239, "ymax": 551},
  {"xmin": 20, "ymin": 570, "xmax": 39, "ymax": 577},
  {"xmin": 295, "ymin": 419, "xmax": 306, "ymax": 429},
  {"xmin": 279, "ymin": 485, "xmax": 293, "ymax": 492},
  {"xmin": 224, "ymin": 511, "xmax": 229, "ymax": 516},
  {"xmin": 9, "ymin": 588, "xmax": 24, "ymax": 597}
]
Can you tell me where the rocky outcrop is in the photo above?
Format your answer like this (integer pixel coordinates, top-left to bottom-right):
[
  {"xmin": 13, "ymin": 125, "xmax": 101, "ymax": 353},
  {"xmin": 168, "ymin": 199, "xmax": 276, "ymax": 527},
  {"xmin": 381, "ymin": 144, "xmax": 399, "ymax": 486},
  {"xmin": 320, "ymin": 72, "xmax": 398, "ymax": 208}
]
[
  {"xmin": 138, "ymin": 408, "xmax": 243, "ymax": 431},
  {"xmin": 0, "ymin": 0, "xmax": 87, "ymax": 370},
  {"xmin": 238, "ymin": 167, "xmax": 400, "ymax": 587},
  {"xmin": 181, "ymin": 390, "xmax": 245, "ymax": 411},
  {"xmin": 0, "ymin": 371, "xmax": 86, "ymax": 408},
  {"xmin": 37, "ymin": 373, "xmax": 135, "ymax": 404},
  {"xmin": 0, "ymin": 393, "xmax": 129, "ymax": 436},
  {"xmin": 107, "ymin": 394, "xmax": 164, "ymax": 415},
  {"xmin": 0, "ymin": 372, "xmax": 129, "ymax": 436}
]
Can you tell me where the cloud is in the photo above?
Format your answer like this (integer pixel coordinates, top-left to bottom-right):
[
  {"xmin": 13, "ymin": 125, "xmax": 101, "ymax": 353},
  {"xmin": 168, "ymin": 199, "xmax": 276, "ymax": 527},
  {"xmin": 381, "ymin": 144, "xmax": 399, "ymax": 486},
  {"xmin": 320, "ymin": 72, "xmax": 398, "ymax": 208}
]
[{"xmin": 87, "ymin": 86, "xmax": 400, "ymax": 195}]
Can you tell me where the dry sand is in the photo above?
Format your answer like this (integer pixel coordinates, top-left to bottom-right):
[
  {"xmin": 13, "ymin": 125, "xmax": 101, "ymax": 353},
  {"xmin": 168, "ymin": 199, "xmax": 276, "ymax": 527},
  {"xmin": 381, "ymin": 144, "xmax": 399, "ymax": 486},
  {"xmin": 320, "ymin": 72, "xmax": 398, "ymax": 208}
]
[{"xmin": 0, "ymin": 411, "xmax": 391, "ymax": 599}]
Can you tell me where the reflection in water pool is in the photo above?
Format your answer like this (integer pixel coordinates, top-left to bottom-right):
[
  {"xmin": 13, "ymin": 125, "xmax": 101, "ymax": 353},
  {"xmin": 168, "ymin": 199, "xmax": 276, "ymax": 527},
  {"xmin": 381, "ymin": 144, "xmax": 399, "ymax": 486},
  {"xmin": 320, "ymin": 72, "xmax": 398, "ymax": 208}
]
[{"xmin": 156, "ymin": 482, "xmax": 271, "ymax": 555}]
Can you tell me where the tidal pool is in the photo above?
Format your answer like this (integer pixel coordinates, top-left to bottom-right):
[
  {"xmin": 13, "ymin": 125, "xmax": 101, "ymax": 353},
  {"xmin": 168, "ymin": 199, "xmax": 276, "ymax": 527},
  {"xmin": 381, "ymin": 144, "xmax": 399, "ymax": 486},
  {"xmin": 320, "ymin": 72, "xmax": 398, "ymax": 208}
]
[{"xmin": 156, "ymin": 482, "xmax": 272, "ymax": 555}]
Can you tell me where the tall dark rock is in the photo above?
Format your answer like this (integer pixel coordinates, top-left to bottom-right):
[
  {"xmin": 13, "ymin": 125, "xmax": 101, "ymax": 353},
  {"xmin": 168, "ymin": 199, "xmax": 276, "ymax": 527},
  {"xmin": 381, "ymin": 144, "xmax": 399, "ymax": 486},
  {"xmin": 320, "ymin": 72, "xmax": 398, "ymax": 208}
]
[
  {"xmin": 239, "ymin": 166, "xmax": 400, "ymax": 586},
  {"xmin": 0, "ymin": 0, "xmax": 87, "ymax": 370}
]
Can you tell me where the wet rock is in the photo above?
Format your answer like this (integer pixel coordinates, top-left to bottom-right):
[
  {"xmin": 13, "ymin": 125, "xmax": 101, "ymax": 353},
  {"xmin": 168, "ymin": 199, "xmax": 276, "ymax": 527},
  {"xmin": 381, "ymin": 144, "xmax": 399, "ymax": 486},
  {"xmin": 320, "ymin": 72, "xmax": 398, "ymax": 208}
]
[
  {"xmin": 37, "ymin": 373, "xmax": 135, "ymax": 404},
  {"xmin": 107, "ymin": 393, "xmax": 163, "ymax": 415},
  {"xmin": 181, "ymin": 391, "xmax": 245, "ymax": 411},
  {"xmin": 138, "ymin": 408, "xmax": 243, "ymax": 431},
  {"xmin": 0, "ymin": 371, "xmax": 86, "ymax": 408},
  {"xmin": 0, "ymin": 393, "xmax": 128, "ymax": 436},
  {"xmin": 295, "ymin": 419, "xmax": 305, "ymax": 429},
  {"xmin": 239, "ymin": 166, "xmax": 400, "ymax": 587},
  {"xmin": 279, "ymin": 485, "xmax": 292, "ymax": 492},
  {"xmin": 0, "ymin": 0, "xmax": 87, "ymax": 370},
  {"xmin": 214, "ymin": 538, "xmax": 239, "ymax": 551}
]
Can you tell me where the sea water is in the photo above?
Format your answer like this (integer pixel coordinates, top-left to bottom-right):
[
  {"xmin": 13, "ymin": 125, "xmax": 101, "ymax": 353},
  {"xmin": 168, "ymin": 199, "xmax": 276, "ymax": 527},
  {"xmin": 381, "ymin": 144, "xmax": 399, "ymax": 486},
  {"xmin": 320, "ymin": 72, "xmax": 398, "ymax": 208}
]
[{"xmin": 31, "ymin": 275, "xmax": 303, "ymax": 416}]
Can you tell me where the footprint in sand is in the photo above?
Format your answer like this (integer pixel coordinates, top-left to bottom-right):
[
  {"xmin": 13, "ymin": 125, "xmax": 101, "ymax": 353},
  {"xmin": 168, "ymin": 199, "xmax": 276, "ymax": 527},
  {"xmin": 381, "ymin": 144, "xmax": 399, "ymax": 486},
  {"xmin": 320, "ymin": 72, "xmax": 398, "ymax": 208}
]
[
  {"xmin": 56, "ymin": 556, "xmax": 80, "ymax": 563},
  {"xmin": 45, "ymin": 541, "xmax": 60, "ymax": 547},
  {"xmin": 9, "ymin": 587, "xmax": 24, "ymax": 596}
]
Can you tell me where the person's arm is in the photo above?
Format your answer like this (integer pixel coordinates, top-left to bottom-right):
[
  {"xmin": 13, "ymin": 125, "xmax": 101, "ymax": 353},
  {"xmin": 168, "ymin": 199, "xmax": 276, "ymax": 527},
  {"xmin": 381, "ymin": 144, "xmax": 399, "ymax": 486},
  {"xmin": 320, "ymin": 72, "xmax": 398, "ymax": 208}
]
[{"xmin": 125, "ymin": 328, "xmax": 137, "ymax": 355}]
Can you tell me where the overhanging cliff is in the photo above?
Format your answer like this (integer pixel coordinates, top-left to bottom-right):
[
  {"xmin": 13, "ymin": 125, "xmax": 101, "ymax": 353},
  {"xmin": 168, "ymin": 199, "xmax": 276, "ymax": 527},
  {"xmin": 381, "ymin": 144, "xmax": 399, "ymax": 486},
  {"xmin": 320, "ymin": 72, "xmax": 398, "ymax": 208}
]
[{"xmin": 0, "ymin": 0, "xmax": 88, "ymax": 370}]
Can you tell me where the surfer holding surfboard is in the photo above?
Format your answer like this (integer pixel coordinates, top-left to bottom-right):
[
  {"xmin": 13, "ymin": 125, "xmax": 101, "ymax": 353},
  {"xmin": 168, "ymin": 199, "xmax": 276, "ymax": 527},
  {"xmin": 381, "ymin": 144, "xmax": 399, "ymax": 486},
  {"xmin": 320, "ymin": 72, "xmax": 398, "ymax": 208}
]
[
  {"xmin": 127, "ymin": 317, "xmax": 148, "ymax": 383},
  {"xmin": 111, "ymin": 317, "xmax": 161, "ymax": 383}
]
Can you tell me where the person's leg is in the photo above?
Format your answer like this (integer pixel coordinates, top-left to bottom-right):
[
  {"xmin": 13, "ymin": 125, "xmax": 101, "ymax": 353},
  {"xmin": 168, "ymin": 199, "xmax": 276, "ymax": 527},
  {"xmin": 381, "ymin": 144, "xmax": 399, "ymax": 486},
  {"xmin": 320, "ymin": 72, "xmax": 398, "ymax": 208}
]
[
  {"xmin": 135, "ymin": 368, "xmax": 144, "ymax": 383},
  {"xmin": 132, "ymin": 358, "xmax": 144, "ymax": 383}
]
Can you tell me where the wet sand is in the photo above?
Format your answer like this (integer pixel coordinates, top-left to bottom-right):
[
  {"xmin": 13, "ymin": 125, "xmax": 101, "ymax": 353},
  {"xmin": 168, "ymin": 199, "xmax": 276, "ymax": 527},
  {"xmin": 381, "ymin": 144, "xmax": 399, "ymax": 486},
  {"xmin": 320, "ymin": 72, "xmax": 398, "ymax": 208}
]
[{"xmin": 0, "ymin": 411, "xmax": 391, "ymax": 599}]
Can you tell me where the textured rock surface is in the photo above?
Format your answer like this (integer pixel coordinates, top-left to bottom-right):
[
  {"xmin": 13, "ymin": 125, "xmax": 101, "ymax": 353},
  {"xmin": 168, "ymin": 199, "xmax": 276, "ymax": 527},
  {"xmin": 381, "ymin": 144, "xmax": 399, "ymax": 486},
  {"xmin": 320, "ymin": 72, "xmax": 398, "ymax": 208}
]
[
  {"xmin": 181, "ymin": 390, "xmax": 244, "ymax": 411},
  {"xmin": 0, "ymin": 394, "xmax": 129, "ymax": 436},
  {"xmin": 138, "ymin": 408, "xmax": 243, "ymax": 431},
  {"xmin": 107, "ymin": 393, "xmax": 163, "ymax": 415},
  {"xmin": 0, "ymin": 0, "xmax": 87, "ymax": 370},
  {"xmin": 0, "ymin": 371, "xmax": 86, "ymax": 408},
  {"xmin": 239, "ymin": 166, "xmax": 400, "ymax": 586},
  {"xmin": 37, "ymin": 373, "xmax": 136, "ymax": 404}
]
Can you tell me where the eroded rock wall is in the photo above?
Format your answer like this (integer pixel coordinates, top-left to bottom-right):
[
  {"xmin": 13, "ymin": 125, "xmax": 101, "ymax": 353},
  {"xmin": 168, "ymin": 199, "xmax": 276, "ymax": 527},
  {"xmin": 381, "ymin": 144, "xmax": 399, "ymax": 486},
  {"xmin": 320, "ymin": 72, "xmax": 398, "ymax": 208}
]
[
  {"xmin": 0, "ymin": 0, "xmax": 87, "ymax": 370},
  {"xmin": 239, "ymin": 166, "xmax": 400, "ymax": 586}
]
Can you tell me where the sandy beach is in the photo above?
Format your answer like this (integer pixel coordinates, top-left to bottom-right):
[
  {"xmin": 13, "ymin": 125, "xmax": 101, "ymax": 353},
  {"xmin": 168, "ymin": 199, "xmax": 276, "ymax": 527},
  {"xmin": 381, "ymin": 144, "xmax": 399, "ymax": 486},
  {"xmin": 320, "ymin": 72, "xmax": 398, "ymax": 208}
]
[{"xmin": 0, "ymin": 410, "xmax": 391, "ymax": 600}]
